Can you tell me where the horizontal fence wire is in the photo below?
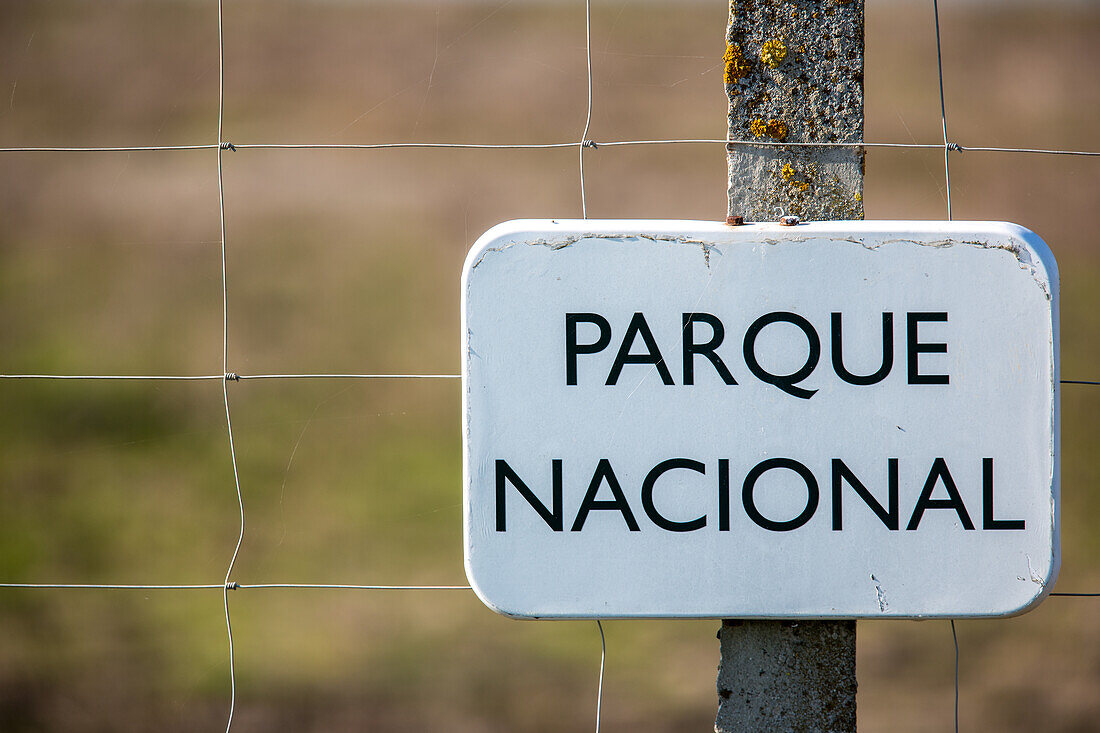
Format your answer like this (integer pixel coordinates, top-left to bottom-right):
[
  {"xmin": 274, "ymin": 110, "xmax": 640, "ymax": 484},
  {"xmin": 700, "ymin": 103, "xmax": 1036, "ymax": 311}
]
[
  {"xmin": 236, "ymin": 373, "xmax": 460, "ymax": 380},
  {"xmin": 0, "ymin": 583, "xmax": 471, "ymax": 591},
  {"xmin": 1, "ymin": 583, "xmax": 1096, "ymax": 595},
  {"xmin": 0, "ymin": 140, "xmax": 1098, "ymax": 155},
  {"xmin": 0, "ymin": 583, "xmax": 225, "ymax": 590},
  {"xmin": 0, "ymin": 373, "xmax": 461, "ymax": 380}
]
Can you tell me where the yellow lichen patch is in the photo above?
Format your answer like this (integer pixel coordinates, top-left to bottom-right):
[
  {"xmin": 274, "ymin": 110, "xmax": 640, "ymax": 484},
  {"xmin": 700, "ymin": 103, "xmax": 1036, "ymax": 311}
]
[
  {"xmin": 760, "ymin": 38, "xmax": 788, "ymax": 68},
  {"xmin": 780, "ymin": 162, "xmax": 812, "ymax": 194},
  {"xmin": 753, "ymin": 119, "xmax": 788, "ymax": 141},
  {"xmin": 723, "ymin": 43, "xmax": 751, "ymax": 85},
  {"xmin": 764, "ymin": 119, "xmax": 788, "ymax": 140}
]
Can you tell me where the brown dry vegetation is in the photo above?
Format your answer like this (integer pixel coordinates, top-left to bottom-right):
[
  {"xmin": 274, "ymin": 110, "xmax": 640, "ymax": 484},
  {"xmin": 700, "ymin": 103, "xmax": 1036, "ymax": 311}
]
[{"xmin": 0, "ymin": 1, "xmax": 1098, "ymax": 731}]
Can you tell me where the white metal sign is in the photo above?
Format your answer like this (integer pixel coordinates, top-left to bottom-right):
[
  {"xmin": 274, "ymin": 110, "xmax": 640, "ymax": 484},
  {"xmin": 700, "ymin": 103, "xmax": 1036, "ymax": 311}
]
[{"xmin": 462, "ymin": 220, "xmax": 1058, "ymax": 619}]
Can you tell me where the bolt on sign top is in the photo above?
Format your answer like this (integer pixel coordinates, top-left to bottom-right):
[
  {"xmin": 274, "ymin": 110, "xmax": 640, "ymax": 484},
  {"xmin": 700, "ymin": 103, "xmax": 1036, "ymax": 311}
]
[{"xmin": 461, "ymin": 220, "xmax": 1059, "ymax": 620}]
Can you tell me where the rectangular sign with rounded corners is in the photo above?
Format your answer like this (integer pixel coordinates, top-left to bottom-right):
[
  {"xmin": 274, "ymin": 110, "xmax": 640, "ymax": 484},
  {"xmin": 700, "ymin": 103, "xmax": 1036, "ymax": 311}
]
[{"xmin": 462, "ymin": 220, "xmax": 1059, "ymax": 619}]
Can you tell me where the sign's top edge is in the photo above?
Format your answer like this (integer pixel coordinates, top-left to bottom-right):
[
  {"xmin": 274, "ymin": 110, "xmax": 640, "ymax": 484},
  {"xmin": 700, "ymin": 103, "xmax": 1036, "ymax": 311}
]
[
  {"xmin": 473, "ymin": 217, "xmax": 1038, "ymax": 238},
  {"xmin": 462, "ymin": 219, "xmax": 1057, "ymax": 289}
]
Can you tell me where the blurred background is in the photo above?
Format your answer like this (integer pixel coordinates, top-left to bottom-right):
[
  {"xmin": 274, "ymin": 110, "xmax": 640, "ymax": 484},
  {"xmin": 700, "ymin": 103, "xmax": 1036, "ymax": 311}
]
[{"xmin": 0, "ymin": 0, "xmax": 1098, "ymax": 730}]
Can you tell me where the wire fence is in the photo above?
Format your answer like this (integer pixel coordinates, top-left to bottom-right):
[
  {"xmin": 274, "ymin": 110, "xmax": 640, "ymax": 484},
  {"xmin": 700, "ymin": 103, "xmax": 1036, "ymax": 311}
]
[
  {"xmin": 3, "ymin": 139, "xmax": 1098, "ymax": 156},
  {"xmin": 0, "ymin": 0, "xmax": 1097, "ymax": 731}
]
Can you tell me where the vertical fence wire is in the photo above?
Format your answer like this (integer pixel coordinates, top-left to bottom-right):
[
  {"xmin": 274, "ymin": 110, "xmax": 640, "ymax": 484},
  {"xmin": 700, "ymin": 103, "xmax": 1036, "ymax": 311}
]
[
  {"xmin": 933, "ymin": 4, "xmax": 961, "ymax": 731},
  {"xmin": 579, "ymin": 3, "xmax": 606, "ymax": 729},
  {"xmin": 595, "ymin": 619, "xmax": 606, "ymax": 733},
  {"xmin": 215, "ymin": 0, "xmax": 245, "ymax": 729},
  {"xmin": 951, "ymin": 619, "xmax": 960, "ymax": 733},
  {"xmin": 933, "ymin": 0, "xmax": 953, "ymax": 221},
  {"xmin": 579, "ymin": 0, "xmax": 594, "ymax": 219}
]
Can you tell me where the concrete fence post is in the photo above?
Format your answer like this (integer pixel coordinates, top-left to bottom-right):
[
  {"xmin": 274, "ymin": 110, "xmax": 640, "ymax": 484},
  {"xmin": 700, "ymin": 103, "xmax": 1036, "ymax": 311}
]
[{"xmin": 717, "ymin": 0, "xmax": 863, "ymax": 730}]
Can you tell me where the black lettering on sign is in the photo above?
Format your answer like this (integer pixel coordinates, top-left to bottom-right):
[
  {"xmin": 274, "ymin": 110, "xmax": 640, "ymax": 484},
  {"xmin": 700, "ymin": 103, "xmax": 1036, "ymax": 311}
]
[
  {"xmin": 718, "ymin": 458, "xmax": 732, "ymax": 531},
  {"xmin": 640, "ymin": 458, "xmax": 707, "ymax": 532},
  {"xmin": 682, "ymin": 313, "xmax": 738, "ymax": 386},
  {"xmin": 983, "ymin": 458, "xmax": 1025, "ymax": 530},
  {"xmin": 831, "ymin": 312, "xmax": 894, "ymax": 385},
  {"xmin": 495, "ymin": 459, "xmax": 563, "ymax": 531},
  {"xmin": 491, "ymin": 457, "xmax": 1022, "ymax": 534},
  {"xmin": 571, "ymin": 459, "xmax": 641, "ymax": 531},
  {"xmin": 831, "ymin": 458, "xmax": 899, "ymax": 530},
  {"xmin": 906, "ymin": 457, "xmax": 974, "ymax": 530},
  {"xmin": 907, "ymin": 312, "xmax": 950, "ymax": 385},
  {"xmin": 606, "ymin": 312, "xmax": 675, "ymax": 386},
  {"xmin": 742, "ymin": 458, "xmax": 820, "ymax": 531},
  {"xmin": 743, "ymin": 312, "xmax": 820, "ymax": 399},
  {"xmin": 565, "ymin": 313, "xmax": 611, "ymax": 386}
]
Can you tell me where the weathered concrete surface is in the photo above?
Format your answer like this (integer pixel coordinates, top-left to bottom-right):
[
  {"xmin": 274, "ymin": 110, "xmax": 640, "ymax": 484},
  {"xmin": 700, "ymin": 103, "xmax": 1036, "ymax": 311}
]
[
  {"xmin": 716, "ymin": 620, "xmax": 857, "ymax": 732},
  {"xmin": 717, "ymin": 2, "xmax": 861, "ymax": 730},
  {"xmin": 725, "ymin": 0, "xmax": 864, "ymax": 221}
]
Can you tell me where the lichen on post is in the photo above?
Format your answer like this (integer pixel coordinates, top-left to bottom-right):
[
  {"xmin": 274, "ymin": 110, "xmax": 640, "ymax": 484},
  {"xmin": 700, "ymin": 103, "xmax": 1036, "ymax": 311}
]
[{"xmin": 725, "ymin": 0, "xmax": 864, "ymax": 222}]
